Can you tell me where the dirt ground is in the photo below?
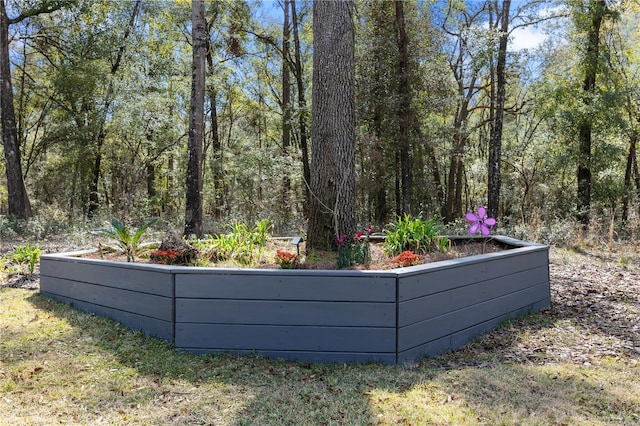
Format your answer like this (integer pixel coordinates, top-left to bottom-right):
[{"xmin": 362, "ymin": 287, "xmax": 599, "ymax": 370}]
[{"xmin": 2, "ymin": 238, "xmax": 639, "ymax": 365}]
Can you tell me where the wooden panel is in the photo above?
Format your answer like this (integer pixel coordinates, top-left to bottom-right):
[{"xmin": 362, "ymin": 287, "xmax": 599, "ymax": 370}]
[
  {"xmin": 448, "ymin": 299, "xmax": 550, "ymax": 351},
  {"xmin": 397, "ymin": 299, "xmax": 550, "ymax": 362},
  {"xmin": 40, "ymin": 292, "xmax": 174, "ymax": 342},
  {"xmin": 185, "ymin": 348, "xmax": 397, "ymax": 365},
  {"xmin": 175, "ymin": 273, "xmax": 395, "ymax": 302},
  {"xmin": 398, "ymin": 283, "xmax": 550, "ymax": 352},
  {"xmin": 40, "ymin": 276, "xmax": 173, "ymax": 321},
  {"xmin": 40, "ymin": 257, "xmax": 174, "ymax": 297},
  {"xmin": 398, "ymin": 265, "xmax": 549, "ymax": 327},
  {"xmin": 175, "ymin": 323, "xmax": 395, "ymax": 353},
  {"xmin": 398, "ymin": 247, "xmax": 549, "ymax": 301},
  {"xmin": 176, "ymin": 299, "xmax": 395, "ymax": 327},
  {"xmin": 397, "ymin": 335, "xmax": 451, "ymax": 363}
]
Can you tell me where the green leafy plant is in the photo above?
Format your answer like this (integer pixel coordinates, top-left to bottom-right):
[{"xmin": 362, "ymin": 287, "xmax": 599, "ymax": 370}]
[
  {"xmin": 336, "ymin": 230, "xmax": 371, "ymax": 269},
  {"xmin": 352, "ymin": 231, "xmax": 370, "ymax": 265},
  {"xmin": 95, "ymin": 218, "xmax": 157, "ymax": 262},
  {"xmin": 254, "ymin": 218, "xmax": 271, "ymax": 246},
  {"xmin": 384, "ymin": 214, "xmax": 449, "ymax": 256},
  {"xmin": 10, "ymin": 244, "xmax": 42, "ymax": 275},
  {"xmin": 210, "ymin": 219, "xmax": 272, "ymax": 266}
]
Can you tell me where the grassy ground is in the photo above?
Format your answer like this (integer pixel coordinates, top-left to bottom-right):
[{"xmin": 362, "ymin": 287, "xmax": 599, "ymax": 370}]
[{"xmin": 1, "ymin": 243, "xmax": 639, "ymax": 425}]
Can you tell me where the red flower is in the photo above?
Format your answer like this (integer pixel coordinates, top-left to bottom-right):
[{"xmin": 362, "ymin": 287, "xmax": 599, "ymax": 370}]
[
  {"xmin": 275, "ymin": 250, "xmax": 297, "ymax": 268},
  {"xmin": 392, "ymin": 251, "xmax": 422, "ymax": 267},
  {"xmin": 150, "ymin": 249, "xmax": 181, "ymax": 265},
  {"xmin": 335, "ymin": 234, "xmax": 347, "ymax": 247}
]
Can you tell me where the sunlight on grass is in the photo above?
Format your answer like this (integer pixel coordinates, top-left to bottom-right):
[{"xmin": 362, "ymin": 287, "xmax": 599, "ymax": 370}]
[
  {"xmin": 1, "ymin": 287, "xmax": 639, "ymax": 425},
  {"xmin": 367, "ymin": 363, "xmax": 640, "ymax": 425}
]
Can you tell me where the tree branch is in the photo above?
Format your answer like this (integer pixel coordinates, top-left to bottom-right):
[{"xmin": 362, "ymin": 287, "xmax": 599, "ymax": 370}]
[{"xmin": 8, "ymin": 0, "xmax": 74, "ymax": 25}]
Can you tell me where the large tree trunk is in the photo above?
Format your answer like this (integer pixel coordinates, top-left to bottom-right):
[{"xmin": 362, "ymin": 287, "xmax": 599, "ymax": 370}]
[
  {"xmin": 291, "ymin": 0, "xmax": 310, "ymax": 218},
  {"xmin": 487, "ymin": 0, "xmax": 510, "ymax": 219},
  {"xmin": 394, "ymin": 0, "xmax": 412, "ymax": 215},
  {"xmin": 184, "ymin": 0, "xmax": 206, "ymax": 237},
  {"xmin": 577, "ymin": 0, "xmax": 606, "ymax": 227},
  {"xmin": 0, "ymin": 1, "xmax": 31, "ymax": 219},
  {"xmin": 307, "ymin": 0, "xmax": 356, "ymax": 252}
]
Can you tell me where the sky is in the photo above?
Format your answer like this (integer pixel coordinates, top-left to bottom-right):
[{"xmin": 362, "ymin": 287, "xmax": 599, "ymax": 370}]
[
  {"xmin": 256, "ymin": 0, "xmax": 552, "ymax": 52},
  {"xmin": 510, "ymin": 25, "xmax": 548, "ymax": 51}
]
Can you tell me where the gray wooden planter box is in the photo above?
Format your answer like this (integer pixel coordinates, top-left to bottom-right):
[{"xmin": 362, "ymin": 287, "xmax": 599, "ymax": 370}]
[{"xmin": 40, "ymin": 236, "xmax": 550, "ymax": 365}]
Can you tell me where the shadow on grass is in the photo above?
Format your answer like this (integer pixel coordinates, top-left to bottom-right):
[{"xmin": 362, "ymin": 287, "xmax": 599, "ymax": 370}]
[{"xmin": 18, "ymin": 289, "xmax": 639, "ymax": 425}]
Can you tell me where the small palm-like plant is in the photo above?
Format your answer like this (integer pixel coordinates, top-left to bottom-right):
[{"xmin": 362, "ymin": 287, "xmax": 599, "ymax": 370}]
[{"xmin": 96, "ymin": 218, "xmax": 157, "ymax": 262}]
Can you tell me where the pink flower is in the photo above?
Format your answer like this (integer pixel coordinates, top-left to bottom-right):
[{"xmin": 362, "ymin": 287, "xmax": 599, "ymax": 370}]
[
  {"xmin": 465, "ymin": 206, "xmax": 497, "ymax": 236},
  {"xmin": 354, "ymin": 231, "xmax": 364, "ymax": 242},
  {"xmin": 335, "ymin": 234, "xmax": 347, "ymax": 247}
]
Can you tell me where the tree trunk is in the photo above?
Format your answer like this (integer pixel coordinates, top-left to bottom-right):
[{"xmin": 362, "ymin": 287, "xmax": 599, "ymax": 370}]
[
  {"xmin": 577, "ymin": 0, "xmax": 606, "ymax": 227},
  {"xmin": 443, "ymin": 104, "xmax": 469, "ymax": 222},
  {"xmin": 86, "ymin": 0, "xmax": 141, "ymax": 219},
  {"xmin": 0, "ymin": 1, "xmax": 31, "ymax": 219},
  {"xmin": 307, "ymin": 0, "xmax": 356, "ymax": 252},
  {"xmin": 291, "ymin": 0, "xmax": 310, "ymax": 218},
  {"xmin": 87, "ymin": 132, "xmax": 103, "ymax": 218},
  {"xmin": 184, "ymin": 0, "xmax": 206, "ymax": 237},
  {"xmin": 372, "ymin": 92, "xmax": 388, "ymax": 224},
  {"xmin": 487, "ymin": 0, "xmax": 510, "ymax": 219},
  {"xmin": 394, "ymin": 0, "xmax": 412, "ymax": 215},
  {"xmin": 622, "ymin": 132, "xmax": 637, "ymax": 222},
  {"xmin": 280, "ymin": 0, "xmax": 292, "ymax": 219},
  {"xmin": 206, "ymin": 48, "xmax": 224, "ymax": 219}
]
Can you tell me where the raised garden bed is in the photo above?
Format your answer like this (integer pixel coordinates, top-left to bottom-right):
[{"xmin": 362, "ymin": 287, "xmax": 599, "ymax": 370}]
[{"xmin": 39, "ymin": 235, "xmax": 550, "ymax": 365}]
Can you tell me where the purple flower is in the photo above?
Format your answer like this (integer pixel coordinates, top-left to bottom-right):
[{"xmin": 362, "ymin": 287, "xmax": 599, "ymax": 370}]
[
  {"xmin": 335, "ymin": 234, "xmax": 347, "ymax": 247},
  {"xmin": 465, "ymin": 206, "xmax": 496, "ymax": 236}
]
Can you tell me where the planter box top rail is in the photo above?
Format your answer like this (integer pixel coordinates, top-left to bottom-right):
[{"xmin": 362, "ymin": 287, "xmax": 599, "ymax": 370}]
[{"xmin": 40, "ymin": 235, "xmax": 545, "ymax": 277}]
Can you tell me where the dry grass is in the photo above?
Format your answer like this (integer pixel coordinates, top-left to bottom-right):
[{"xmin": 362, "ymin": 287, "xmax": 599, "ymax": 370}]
[{"xmin": 1, "ymin": 243, "xmax": 640, "ymax": 425}]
